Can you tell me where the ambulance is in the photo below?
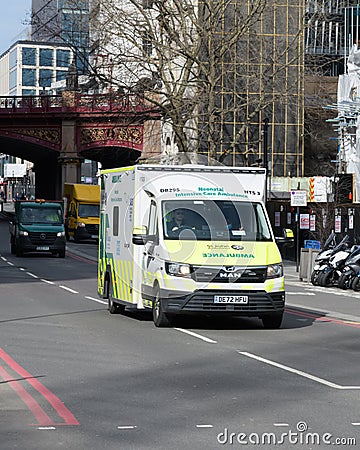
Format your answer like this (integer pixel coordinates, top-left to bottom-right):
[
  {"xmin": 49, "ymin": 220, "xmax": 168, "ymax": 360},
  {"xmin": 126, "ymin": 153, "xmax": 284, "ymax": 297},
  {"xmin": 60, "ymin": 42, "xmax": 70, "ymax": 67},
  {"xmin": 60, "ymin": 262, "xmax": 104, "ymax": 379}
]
[{"xmin": 97, "ymin": 164, "xmax": 285, "ymax": 328}]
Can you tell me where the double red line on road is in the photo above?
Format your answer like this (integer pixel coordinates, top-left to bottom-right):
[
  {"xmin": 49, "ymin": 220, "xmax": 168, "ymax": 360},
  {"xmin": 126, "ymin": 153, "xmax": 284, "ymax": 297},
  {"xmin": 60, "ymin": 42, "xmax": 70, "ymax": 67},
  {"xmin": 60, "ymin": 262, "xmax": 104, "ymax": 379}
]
[{"xmin": 0, "ymin": 347, "xmax": 79, "ymax": 426}]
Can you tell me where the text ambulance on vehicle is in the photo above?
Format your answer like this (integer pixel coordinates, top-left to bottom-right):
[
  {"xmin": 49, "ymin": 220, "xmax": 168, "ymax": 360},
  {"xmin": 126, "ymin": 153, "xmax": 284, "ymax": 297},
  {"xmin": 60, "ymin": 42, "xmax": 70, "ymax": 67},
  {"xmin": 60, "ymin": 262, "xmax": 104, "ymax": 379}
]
[{"xmin": 98, "ymin": 165, "xmax": 285, "ymax": 328}]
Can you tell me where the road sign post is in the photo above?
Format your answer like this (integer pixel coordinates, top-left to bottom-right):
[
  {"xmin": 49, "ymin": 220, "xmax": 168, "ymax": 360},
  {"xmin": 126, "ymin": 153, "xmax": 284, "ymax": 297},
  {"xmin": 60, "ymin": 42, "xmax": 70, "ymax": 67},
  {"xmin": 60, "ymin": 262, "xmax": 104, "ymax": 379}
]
[{"xmin": 290, "ymin": 190, "xmax": 308, "ymax": 272}]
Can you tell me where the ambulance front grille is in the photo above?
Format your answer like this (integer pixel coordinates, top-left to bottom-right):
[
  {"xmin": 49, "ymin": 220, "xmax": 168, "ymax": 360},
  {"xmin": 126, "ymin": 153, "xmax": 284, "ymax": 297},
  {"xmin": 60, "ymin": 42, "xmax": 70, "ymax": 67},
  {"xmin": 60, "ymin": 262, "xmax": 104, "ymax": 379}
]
[{"xmin": 192, "ymin": 266, "xmax": 266, "ymax": 283}]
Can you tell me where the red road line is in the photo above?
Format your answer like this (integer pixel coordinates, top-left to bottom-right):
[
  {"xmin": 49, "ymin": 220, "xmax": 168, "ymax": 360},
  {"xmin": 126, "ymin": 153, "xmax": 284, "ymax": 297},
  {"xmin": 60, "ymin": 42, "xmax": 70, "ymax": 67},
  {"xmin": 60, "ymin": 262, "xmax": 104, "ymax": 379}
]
[
  {"xmin": 0, "ymin": 348, "xmax": 79, "ymax": 426},
  {"xmin": 0, "ymin": 365, "xmax": 55, "ymax": 426},
  {"xmin": 286, "ymin": 307, "xmax": 360, "ymax": 329},
  {"xmin": 67, "ymin": 251, "xmax": 97, "ymax": 265}
]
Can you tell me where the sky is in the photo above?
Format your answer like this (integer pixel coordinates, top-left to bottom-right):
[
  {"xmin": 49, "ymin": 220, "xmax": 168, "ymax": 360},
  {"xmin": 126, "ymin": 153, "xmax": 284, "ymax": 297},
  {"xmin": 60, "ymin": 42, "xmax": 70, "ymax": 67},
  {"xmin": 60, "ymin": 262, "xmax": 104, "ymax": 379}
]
[{"xmin": 0, "ymin": 2, "xmax": 31, "ymax": 56}]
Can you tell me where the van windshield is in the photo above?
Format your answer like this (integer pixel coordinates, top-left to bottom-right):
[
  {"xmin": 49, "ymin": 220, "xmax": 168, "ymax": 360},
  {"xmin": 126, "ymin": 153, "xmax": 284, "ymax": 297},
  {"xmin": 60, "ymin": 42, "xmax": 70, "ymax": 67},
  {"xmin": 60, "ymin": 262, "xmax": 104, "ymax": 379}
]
[
  {"xmin": 78, "ymin": 204, "xmax": 100, "ymax": 217},
  {"xmin": 20, "ymin": 206, "xmax": 63, "ymax": 224},
  {"xmin": 162, "ymin": 200, "xmax": 272, "ymax": 241}
]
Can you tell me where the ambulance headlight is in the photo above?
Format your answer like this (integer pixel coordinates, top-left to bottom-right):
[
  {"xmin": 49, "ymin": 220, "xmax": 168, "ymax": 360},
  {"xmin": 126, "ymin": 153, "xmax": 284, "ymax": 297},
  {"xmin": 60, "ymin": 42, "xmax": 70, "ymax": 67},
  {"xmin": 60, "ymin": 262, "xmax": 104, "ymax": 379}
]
[
  {"xmin": 165, "ymin": 262, "xmax": 191, "ymax": 277},
  {"xmin": 77, "ymin": 221, "xmax": 86, "ymax": 227},
  {"xmin": 57, "ymin": 231, "xmax": 65, "ymax": 237},
  {"xmin": 19, "ymin": 230, "xmax": 29, "ymax": 236},
  {"xmin": 266, "ymin": 263, "xmax": 283, "ymax": 279}
]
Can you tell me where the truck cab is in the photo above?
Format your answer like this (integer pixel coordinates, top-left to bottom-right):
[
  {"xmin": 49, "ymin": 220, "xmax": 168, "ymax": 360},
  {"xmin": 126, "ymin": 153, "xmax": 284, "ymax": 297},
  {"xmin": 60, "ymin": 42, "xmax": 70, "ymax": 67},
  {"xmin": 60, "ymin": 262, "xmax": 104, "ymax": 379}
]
[{"xmin": 9, "ymin": 200, "xmax": 66, "ymax": 257}]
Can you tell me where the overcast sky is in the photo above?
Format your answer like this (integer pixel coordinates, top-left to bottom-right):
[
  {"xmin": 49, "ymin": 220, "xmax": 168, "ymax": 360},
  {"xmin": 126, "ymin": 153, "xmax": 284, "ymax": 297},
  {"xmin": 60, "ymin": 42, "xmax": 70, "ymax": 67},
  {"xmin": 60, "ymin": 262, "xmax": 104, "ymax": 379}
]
[{"xmin": 0, "ymin": 2, "xmax": 31, "ymax": 56}]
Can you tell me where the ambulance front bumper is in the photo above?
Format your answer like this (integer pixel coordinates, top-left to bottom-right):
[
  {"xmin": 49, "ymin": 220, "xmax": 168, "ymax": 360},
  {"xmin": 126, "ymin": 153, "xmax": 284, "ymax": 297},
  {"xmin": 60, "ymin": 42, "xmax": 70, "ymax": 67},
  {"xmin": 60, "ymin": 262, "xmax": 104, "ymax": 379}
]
[{"xmin": 159, "ymin": 288, "xmax": 285, "ymax": 316}]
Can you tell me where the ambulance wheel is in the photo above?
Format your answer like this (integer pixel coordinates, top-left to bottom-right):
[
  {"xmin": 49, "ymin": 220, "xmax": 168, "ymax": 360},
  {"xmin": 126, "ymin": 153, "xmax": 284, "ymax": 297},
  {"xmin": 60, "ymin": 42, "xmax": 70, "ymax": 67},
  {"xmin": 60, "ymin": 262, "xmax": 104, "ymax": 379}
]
[
  {"xmin": 153, "ymin": 286, "xmax": 172, "ymax": 327},
  {"xmin": 262, "ymin": 313, "xmax": 283, "ymax": 329},
  {"xmin": 108, "ymin": 296, "xmax": 124, "ymax": 314}
]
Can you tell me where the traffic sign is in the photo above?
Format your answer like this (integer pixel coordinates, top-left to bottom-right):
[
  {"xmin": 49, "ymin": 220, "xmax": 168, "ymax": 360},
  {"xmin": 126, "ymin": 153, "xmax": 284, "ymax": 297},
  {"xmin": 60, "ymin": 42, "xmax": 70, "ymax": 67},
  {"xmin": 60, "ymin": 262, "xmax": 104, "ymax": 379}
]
[{"xmin": 290, "ymin": 190, "xmax": 307, "ymax": 206}]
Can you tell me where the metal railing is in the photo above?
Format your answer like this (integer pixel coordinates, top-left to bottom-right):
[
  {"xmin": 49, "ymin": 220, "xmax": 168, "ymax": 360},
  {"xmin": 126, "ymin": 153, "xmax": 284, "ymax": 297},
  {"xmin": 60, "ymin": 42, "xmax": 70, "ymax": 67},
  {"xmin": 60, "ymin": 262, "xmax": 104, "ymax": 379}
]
[{"xmin": 0, "ymin": 92, "xmax": 153, "ymax": 114}]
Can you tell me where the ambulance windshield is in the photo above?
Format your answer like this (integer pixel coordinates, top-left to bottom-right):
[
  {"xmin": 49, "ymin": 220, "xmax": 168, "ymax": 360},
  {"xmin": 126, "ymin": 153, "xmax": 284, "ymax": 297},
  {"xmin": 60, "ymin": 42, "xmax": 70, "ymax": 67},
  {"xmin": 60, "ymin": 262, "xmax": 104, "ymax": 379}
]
[{"xmin": 162, "ymin": 200, "xmax": 272, "ymax": 241}]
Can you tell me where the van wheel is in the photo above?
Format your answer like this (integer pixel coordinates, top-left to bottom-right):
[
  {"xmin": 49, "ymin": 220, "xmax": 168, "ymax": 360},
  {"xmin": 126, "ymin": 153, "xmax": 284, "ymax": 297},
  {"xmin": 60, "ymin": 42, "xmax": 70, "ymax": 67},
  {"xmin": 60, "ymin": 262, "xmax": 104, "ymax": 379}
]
[
  {"xmin": 262, "ymin": 313, "xmax": 283, "ymax": 329},
  {"xmin": 153, "ymin": 286, "xmax": 172, "ymax": 327},
  {"xmin": 108, "ymin": 283, "xmax": 125, "ymax": 314}
]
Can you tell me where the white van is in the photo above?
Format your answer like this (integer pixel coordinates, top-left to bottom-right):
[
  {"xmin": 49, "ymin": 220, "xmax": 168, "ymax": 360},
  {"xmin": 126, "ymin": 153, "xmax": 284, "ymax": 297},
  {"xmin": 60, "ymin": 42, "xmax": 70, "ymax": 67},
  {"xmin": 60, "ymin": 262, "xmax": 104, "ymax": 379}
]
[{"xmin": 98, "ymin": 165, "xmax": 285, "ymax": 328}]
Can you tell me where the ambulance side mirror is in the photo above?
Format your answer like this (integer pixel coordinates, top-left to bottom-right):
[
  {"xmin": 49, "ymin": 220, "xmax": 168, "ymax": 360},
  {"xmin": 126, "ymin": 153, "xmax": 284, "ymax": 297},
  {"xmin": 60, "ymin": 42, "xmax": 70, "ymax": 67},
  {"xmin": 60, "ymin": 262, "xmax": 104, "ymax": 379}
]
[{"xmin": 132, "ymin": 225, "xmax": 148, "ymax": 245}]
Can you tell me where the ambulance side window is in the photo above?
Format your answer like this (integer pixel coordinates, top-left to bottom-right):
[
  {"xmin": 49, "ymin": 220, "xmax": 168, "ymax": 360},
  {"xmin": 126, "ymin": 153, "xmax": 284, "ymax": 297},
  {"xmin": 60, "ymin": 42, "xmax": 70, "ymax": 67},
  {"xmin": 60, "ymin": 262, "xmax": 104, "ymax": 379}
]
[
  {"xmin": 147, "ymin": 200, "xmax": 158, "ymax": 239},
  {"xmin": 113, "ymin": 206, "xmax": 119, "ymax": 236}
]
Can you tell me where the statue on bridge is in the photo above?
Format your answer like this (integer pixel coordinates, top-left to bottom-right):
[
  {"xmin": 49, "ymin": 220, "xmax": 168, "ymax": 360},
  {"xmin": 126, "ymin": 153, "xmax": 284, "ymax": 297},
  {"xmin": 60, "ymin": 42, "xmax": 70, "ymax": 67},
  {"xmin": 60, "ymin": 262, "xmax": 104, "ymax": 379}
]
[{"xmin": 66, "ymin": 63, "xmax": 79, "ymax": 91}]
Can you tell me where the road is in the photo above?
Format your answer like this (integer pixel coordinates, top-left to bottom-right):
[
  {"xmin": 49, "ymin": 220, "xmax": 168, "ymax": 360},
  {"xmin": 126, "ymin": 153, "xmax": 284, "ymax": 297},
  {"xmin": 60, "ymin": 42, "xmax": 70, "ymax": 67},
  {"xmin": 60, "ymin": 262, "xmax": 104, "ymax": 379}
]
[{"xmin": 0, "ymin": 215, "xmax": 359, "ymax": 449}]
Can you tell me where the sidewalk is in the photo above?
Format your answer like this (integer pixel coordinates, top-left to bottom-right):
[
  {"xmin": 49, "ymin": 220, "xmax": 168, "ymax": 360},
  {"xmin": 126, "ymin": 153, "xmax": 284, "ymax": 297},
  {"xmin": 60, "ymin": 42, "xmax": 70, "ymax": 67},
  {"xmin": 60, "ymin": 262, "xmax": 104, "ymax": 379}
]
[{"xmin": 284, "ymin": 259, "xmax": 360, "ymax": 323}]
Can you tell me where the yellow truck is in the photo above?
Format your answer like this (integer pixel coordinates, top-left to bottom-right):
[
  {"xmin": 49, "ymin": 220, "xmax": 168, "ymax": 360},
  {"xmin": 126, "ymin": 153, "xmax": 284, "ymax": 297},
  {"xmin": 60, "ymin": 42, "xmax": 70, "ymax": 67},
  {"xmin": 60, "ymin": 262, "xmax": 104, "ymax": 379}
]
[{"xmin": 63, "ymin": 183, "xmax": 100, "ymax": 242}]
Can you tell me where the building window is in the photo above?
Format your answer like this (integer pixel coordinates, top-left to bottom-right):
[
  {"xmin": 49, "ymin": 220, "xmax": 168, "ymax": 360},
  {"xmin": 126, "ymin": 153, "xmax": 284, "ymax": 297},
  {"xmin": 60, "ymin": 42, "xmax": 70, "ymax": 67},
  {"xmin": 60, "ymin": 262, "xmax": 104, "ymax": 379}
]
[
  {"xmin": 9, "ymin": 49, "xmax": 17, "ymax": 69},
  {"xmin": 56, "ymin": 70, "xmax": 68, "ymax": 81},
  {"xmin": 56, "ymin": 49, "xmax": 71, "ymax": 67},
  {"xmin": 22, "ymin": 89, "xmax": 36, "ymax": 96},
  {"xmin": 39, "ymin": 48, "xmax": 53, "ymax": 67},
  {"xmin": 9, "ymin": 70, "xmax": 17, "ymax": 90},
  {"xmin": 39, "ymin": 69, "xmax": 53, "ymax": 87},
  {"xmin": 22, "ymin": 68, "xmax": 36, "ymax": 86},
  {"xmin": 22, "ymin": 47, "xmax": 36, "ymax": 66}
]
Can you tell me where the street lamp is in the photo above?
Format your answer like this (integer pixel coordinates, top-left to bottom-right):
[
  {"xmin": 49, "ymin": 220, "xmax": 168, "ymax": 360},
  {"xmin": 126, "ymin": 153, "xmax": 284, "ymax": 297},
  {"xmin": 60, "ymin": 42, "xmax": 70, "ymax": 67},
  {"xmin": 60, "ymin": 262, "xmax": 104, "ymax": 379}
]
[{"xmin": 262, "ymin": 118, "xmax": 269, "ymax": 205}]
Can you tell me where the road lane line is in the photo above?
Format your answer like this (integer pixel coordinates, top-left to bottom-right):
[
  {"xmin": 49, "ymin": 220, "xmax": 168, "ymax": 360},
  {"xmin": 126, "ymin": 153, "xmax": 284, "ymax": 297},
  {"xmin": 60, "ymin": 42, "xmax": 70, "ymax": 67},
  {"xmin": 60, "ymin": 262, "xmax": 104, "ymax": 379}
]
[
  {"xmin": 84, "ymin": 296, "xmax": 107, "ymax": 305},
  {"xmin": 286, "ymin": 292, "xmax": 315, "ymax": 296},
  {"xmin": 174, "ymin": 328, "xmax": 217, "ymax": 344},
  {"xmin": 239, "ymin": 351, "xmax": 360, "ymax": 390},
  {"xmin": 7, "ymin": 261, "xmax": 14, "ymax": 266},
  {"xmin": 26, "ymin": 272, "xmax": 38, "ymax": 278},
  {"xmin": 0, "ymin": 347, "xmax": 79, "ymax": 425},
  {"xmin": 196, "ymin": 424, "xmax": 213, "ymax": 428},
  {"xmin": 117, "ymin": 425, "xmax": 137, "ymax": 429},
  {"xmin": 1, "ymin": 256, "xmax": 6, "ymax": 261},
  {"xmin": 59, "ymin": 285, "xmax": 78, "ymax": 294},
  {"xmin": 41, "ymin": 279, "xmax": 55, "ymax": 285},
  {"xmin": 0, "ymin": 365, "xmax": 54, "ymax": 426}
]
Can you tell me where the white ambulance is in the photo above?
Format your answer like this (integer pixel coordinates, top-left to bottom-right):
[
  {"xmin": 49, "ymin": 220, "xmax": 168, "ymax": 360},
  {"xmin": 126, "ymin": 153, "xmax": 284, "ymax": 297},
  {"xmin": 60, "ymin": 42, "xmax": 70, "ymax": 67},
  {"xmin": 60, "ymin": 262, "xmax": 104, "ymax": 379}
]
[{"xmin": 98, "ymin": 164, "xmax": 285, "ymax": 328}]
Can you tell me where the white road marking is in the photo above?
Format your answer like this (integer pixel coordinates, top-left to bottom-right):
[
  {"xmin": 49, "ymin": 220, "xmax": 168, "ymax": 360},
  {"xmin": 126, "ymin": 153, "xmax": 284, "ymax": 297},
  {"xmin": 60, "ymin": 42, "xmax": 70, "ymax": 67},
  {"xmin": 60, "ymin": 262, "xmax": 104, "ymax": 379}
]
[
  {"xmin": 59, "ymin": 285, "xmax": 78, "ymax": 294},
  {"xmin": 196, "ymin": 424, "xmax": 213, "ymax": 428},
  {"xmin": 351, "ymin": 423, "xmax": 360, "ymax": 426},
  {"xmin": 26, "ymin": 272, "xmax": 38, "ymax": 278},
  {"xmin": 7, "ymin": 262, "xmax": 14, "ymax": 266},
  {"xmin": 239, "ymin": 351, "xmax": 360, "ymax": 390},
  {"xmin": 287, "ymin": 292, "xmax": 315, "ymax": 296},
  {"xmin": 174, "ymin": 328, "xmax": 217, "ymax": 344},
  {"xmin": 19, "ymin": 267, "xmax": 25, "ymax": 271},
  {"xmin": 117, "ymin": 425, "xmax": 137, "ymax": 430},
  {"xmin": 274, "ymin": 423, "xmax": 289, "ymax": 427},
  {"xmin": 85, "ymin": 296, "xmax": 107, "ymax": 305},
  {"xmin": 1, "ymin": 256, "xmax": 6, "ymax": 261},
  {"xmin": 37, "ymin": 427, "xmax": 56, "ymax": 430},
  {"xmin": 41, "ymin": 279, "xmax": 55, "ymax": 285}
]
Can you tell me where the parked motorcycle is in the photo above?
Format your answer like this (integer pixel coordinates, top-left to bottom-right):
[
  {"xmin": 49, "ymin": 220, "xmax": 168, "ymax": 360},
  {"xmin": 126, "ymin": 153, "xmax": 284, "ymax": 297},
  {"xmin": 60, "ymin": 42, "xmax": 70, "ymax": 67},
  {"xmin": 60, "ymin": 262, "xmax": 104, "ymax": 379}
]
[
  {"xmin": 317, "ymin": 236, "xmax": 357, "ymax": 287},
  {"xmin": 310, "ymin": 232, "xmax": 338, "ymax": 286},
  {"xmin": 337, "ymin": 246, "xmax": 360, "ymax": 290}
]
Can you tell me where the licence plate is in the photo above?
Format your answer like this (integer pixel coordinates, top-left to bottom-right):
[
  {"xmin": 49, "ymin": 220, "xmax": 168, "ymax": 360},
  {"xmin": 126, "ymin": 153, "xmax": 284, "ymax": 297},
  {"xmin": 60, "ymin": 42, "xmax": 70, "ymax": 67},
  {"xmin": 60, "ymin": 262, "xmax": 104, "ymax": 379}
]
[
  {"xmin": 214, "ymin": 295, "xmax": 248, "ymax": 304},
  {"xmin": 36, "ymin": 246, "xmax": 49, "ymax": 251}
]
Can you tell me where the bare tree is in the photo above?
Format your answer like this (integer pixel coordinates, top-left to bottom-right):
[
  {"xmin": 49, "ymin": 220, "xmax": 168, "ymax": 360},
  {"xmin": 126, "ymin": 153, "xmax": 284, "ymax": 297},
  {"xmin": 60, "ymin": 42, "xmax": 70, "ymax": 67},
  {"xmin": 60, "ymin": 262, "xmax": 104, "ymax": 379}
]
[{"xmin": 88, "ymin": 0, "xmax": 304, "ymax": 172}]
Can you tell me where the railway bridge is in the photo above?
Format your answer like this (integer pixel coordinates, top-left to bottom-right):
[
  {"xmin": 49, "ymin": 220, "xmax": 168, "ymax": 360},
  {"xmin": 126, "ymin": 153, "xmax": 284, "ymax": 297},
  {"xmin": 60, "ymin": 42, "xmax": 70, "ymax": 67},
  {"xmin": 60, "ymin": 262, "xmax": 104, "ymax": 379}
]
[{"xmin": 0, "ymin": 91, "xmax": 160, "ymax": 198}]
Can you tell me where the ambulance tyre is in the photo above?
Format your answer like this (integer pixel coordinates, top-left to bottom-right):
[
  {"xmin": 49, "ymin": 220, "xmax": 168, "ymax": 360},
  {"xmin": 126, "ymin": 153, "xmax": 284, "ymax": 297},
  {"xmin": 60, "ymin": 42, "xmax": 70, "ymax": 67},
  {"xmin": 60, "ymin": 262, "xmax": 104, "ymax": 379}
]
[
  {"xmin": 153, "ymin": 286, "xmax": 172, "ymax": 327},
  {"xmin": 108, "ymin": 282, "xmax": 125, "ymax": 314},
  {"xmin": 261, "ymin": 313, "xmax": 283, "ymax": 329}
]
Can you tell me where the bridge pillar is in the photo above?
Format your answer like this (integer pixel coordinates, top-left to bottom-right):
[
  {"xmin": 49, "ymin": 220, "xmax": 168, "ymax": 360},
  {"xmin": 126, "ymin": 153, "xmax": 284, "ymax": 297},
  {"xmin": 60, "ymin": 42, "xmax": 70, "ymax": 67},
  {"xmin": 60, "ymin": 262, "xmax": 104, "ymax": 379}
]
[{"xmin": 58, "ymin": 120, "xmax": 83, "ymax": 195}]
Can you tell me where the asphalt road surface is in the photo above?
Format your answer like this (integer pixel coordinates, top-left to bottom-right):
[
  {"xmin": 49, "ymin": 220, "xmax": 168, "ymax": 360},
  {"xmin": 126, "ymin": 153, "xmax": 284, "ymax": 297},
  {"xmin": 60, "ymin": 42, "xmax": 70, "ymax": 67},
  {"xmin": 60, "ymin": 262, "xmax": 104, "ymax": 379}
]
[{"xmin": 0, "ymin": 216, "xmax": 359, "ymax": 449}]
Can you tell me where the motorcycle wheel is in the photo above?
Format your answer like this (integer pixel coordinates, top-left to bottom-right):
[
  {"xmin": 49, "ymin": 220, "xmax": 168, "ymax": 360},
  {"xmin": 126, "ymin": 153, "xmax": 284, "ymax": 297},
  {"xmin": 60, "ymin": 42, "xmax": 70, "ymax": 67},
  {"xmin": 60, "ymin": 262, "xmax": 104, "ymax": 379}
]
[
  {"xmin": 351, "ymin": 277, "xmax": 360, "ymax": 292},
  {"xmin": 338, "ymin": 274, "xmax": 351, "ymax": 290},
  {"xmin": 319, "ymin": 271, "xmax": 333, "ymax": 287},
  {"xmin": 311, "ymin": 270, "xmax": 320, "ymax": 286}
]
